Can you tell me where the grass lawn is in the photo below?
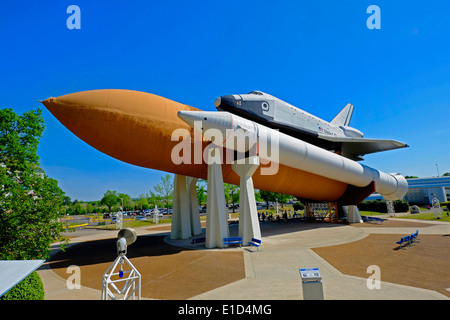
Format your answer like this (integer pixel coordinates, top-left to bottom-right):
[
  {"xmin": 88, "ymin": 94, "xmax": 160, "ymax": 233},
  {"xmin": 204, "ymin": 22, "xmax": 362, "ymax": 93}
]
[
  {"xmin": 359, "ymin": 211, "xmax": 385, "ymax": 216},
  {"xmin": 397, "ymin": 211, "xmax": 450, "ymax": 222},
  {"xmin": 360, "ymin": 209, "xmax": 450, "ymax": 222}
]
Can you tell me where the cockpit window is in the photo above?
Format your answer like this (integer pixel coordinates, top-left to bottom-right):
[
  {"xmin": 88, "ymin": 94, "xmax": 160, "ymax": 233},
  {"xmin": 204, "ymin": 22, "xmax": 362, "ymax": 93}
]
[{"xmin": 248, "ymin": 91, "xmax": 264, "ymax": 95}]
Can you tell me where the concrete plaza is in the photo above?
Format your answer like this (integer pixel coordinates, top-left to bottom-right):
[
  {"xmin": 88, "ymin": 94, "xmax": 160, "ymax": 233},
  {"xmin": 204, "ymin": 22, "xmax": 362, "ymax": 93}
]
[{"xmin": 37, "ymin": 216, "xmax": 450, "ymax": 300}]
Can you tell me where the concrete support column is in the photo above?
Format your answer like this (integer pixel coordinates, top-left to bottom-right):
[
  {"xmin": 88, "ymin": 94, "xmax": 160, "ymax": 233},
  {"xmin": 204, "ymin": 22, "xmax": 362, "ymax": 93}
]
[
  {"xmin": 171, "ymin": 175, "xmax": 201, "ymax": 239},
  {"xmin": 205, "ymin": 147, "xmax": 229, "ymax": 248},
  {"xmin": 187, "ymin": 176, "xmax": 202, "ymax": 236},
  {"xmin": 347, "ymin": 205, "xmax": 363, "ymax": 223},
  {"xmin": 232, "ymin": 156, "xmax": 261, "ymax": 244},
  {"xmin": 171, "ymin": 174, "xmax": 191, "ymax": 239}
]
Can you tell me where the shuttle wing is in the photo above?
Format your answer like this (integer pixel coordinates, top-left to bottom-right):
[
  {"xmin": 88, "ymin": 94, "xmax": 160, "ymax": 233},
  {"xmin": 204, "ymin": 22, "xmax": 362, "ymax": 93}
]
[{"xmin": 318, "ymin": 134, "xmax": 409, "ymax": 160}]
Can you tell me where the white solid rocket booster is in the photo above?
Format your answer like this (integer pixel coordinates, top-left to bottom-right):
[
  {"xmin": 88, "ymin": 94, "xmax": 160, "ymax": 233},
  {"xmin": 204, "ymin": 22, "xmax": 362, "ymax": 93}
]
[{"xmin": 177, "ymin": 110, "xmax": 408, "ymax": 201}]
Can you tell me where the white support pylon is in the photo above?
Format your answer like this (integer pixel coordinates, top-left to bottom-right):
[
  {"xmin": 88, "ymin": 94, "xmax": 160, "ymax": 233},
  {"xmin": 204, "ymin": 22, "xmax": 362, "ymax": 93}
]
[
  {"xmin": 347, "ymin": 205, "xmax": 363, "ymax": 223},
  {"xmin": 232, "ymin": 156, "xmax": 261, "ymax": 244},
  {"xmin": 171, "ymin": 175, "xmax": 202, "ymax": 239},
  {"xmin": 205, "ymin": 146, "xmax": 229, "ymax": 248},
  {"xmin": 171, "ymin": 174, "xmax": 192, "ymax": 239},
  {"xmin": 187, "ymin": 176, "xmax": 202, "ymax": 236}
]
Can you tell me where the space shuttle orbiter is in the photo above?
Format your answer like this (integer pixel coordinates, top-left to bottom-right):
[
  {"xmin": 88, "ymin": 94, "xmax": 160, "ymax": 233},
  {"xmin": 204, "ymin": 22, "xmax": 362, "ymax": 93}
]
[{"xmin": 214, "ymin": 91, "xmax": 408, "ymax": 161}]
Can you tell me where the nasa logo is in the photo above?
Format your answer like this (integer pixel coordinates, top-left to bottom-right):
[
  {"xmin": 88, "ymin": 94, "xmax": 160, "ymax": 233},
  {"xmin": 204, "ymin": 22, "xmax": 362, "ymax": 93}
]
[{"xmin": 261, "ymin": 101, "xmax": 270, "ymax": 112}]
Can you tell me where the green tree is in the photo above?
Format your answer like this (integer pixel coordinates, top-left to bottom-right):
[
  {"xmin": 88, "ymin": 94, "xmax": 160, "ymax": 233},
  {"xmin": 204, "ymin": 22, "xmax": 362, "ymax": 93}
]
[
  {"xmin": 259, "ymin": 190, "xmax": 277, "ymax": 209},
  {"xmin": 63, "ymin": 196, "xmax": 72, "ymax": 206},
  {"xmin": 72, "ymin": 202, "xmax": 85, "ymax": 215},
  {"xmin": 275, "ymin": 193, "xmax": 290, "ymax": 208},
  {"xmin": 152, "ymin": 174, "xmax": 174, "ymax": 212},
  {"xmin": 101, "ymin": 190, "xmax": 119, "ymax": 212},
  {"xmin": 136, "ymin": 194, "xmax": 149, "ymax": 210},
  {"xmin": 254, "ymin": 190, "xmax": 263, "ymax": 202},
  {"xmin": 196, "ymin": 179, "xmax": 207, "ymax": 206},
  {"xmin": 0, "ymin": 108, "xmax": 65, "ymax": 261},
  {"xmin": 147, "ymin": 192, "xmax": 160, "ymax": 209},
  {"xmin": 224, "ymin": 183, "xmax": 239, "ymax": 213},
  {"xmin": 0, "ymin": 108, "xmax": 44, "ymax": 172},
  {"xmin": 293, "ymin": 201, "xmax": 305, "ymax": 211},
  {"xmin": 118, "ymin": 193, "xmax": 134, "ymax": 210},
  {"xmin": 0, "ymin": 165, "xmax": 65, "ymax": 259}
]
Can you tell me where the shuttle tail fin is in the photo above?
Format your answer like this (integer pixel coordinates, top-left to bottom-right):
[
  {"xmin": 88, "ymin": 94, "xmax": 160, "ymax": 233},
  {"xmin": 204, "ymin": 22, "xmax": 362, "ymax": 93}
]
[{"xmin": 330, "ymin": 103, "xmax": 354, "ymax": 127}]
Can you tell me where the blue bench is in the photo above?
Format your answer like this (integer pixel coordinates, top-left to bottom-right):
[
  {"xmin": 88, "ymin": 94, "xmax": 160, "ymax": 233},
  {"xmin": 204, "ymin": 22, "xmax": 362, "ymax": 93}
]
[
  {"xmin": 396, "ymin": 230, "xmax": 419, "ymax": 249},
  {"xmin": 223, "ymin": 237, "xmax": 243, "ymax": 247},
  {"xmin": 411, "ymin": 230, "xmax": 419, "ymax": 242},
  {"xmin": 248, "ymin": 238, "xmax": 262, "ymax": 251},
  {"xmin": 191, "ymin": 237, "xmax": 205, "ymax": 244},
  {"xmin": 362, "ymin": 216, "xmax": 383, "ymax": 224},
  {"xmin": 396, "ymin": 235, "xmax": 411, "ymax": 248}
]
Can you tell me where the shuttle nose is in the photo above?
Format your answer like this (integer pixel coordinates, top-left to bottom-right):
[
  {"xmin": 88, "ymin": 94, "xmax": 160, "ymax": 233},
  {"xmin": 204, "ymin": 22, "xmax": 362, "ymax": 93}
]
[
  {"xmin": 214, "ymin": 95, "xmax": 235, "ymax": 111},
  {"xmin": 214, "ymin": 97, "xmax": 221, "ymax": 108}
]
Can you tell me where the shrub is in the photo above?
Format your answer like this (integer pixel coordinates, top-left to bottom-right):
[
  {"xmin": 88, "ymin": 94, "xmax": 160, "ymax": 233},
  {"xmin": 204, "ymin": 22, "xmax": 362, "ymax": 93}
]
[
  {"xmin": 293, "ymin": 201, "xmax": 305, "ymax": 211},
  {"xmin": 394, "ymin": 199, "xmax": 410, "ymax": 212},
  {"xmin": 1, "ymin": 271, "xmax": 44, "ymax": 300},
  {"xmin": 441, "ymin": 202, "xmax": 450, "ymax": 210},
  {"xmin": 358, "ymin": 199, "xmax": 409, "ymax": 213},
  {"xmin": 358, "ymin": 200, "xmax": 387, "ymax": 213}
]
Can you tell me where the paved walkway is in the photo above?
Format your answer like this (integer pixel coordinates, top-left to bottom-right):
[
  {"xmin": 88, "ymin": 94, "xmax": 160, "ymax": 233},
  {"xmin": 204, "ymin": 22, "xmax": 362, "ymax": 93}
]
[{"xmin": 37, "ymin": 216, "xmax": 450, "ymax": 300}]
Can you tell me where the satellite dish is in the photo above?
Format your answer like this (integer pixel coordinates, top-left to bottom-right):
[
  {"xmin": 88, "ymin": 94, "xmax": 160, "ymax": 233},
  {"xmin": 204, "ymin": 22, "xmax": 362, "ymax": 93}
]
[{"xmin": 118, "ymin": 227, "xmax": 137, "ymax": 246}]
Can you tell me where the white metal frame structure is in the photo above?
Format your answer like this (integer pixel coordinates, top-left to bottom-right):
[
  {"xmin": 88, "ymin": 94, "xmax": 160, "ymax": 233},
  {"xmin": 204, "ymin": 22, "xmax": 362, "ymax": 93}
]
[
  {"xmin": 101, "ymin": 254, "xmax": 141, "ymax": 300},
  {"xmin": 386, "ymin": 199, "xmax": 395, "ymax": 217},
  {"xmin": 432, "ymin": 196, "xmax": 442, "ymax": 219}
]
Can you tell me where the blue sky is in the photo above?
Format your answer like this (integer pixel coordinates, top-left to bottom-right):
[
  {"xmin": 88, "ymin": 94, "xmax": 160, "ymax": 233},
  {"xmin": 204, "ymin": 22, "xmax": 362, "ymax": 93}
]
[{"xmin": 1, "ymin": 1, "xmax": 449, "ymax": 201}]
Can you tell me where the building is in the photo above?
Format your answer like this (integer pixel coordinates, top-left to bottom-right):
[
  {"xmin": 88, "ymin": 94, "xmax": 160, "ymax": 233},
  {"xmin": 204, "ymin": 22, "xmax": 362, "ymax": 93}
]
[{"xmin": 404, "ymin": 176, "xmax": 450, "ymax": 205}]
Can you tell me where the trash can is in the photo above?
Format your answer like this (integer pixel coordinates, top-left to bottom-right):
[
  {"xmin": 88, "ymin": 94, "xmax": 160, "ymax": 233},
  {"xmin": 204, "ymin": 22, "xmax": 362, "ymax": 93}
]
[{"xmin": 299, "ymin": 267, "xmax": 324, "ymax": 300}]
